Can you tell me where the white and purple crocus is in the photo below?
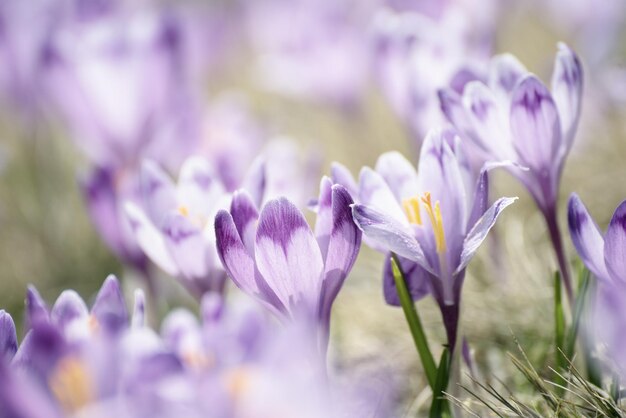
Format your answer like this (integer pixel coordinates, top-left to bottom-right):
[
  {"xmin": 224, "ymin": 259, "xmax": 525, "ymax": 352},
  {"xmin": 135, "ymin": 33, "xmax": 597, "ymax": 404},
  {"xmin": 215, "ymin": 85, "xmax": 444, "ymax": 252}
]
[
  {"xmin": 214, "ymin": 179, "xmax": 361, "ymax": 357},
  {"xmin": 350, "ymin": 128, "xmax": 516, "ymax": 350},
  {"xmin": 439, "ymin": 43, "xmax": 583, "ymax": 299}
]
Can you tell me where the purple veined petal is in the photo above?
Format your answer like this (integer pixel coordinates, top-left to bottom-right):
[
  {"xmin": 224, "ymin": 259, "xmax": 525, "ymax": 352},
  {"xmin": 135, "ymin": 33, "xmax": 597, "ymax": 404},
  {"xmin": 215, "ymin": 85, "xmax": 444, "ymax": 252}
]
[
  {"xmin": 314, "ymin": 177, "xmax": 333, "ymax": 260},
  {"xmin": 352, "ymin": 204, "xmax": 433, "ymax": 273},
  {"xmin": 374, "ymin": 151, "xmax": 419, "ymax": 202},
  {"xmin": 330, "ymin": 162, "xmax": 358, "ymax": 198},
  {"xmin": 201, "ymin": 292, "xmax": 224, "ymax": 324},
  {"xmin": 467, "ymin": 161, "xmax": 519, "ymax": 228},
  {"xmin": 140, "ymin": 160, "xmax": 177, "ymax": 225},
  {"xmin": 382, "ymin": 255, "xmax": 430, "ymax": 306},
  {"xmin": 26, "ymin": 285, "xmax": 49, "ymax": 328},
  {"xmin": 254, "ymin": 198, "xmax": 325, "ymax": 316},
  {"xmin": 455, "ymin": 196, "xmax": 517, "ymax": 275},
  {"xmin": 358, "ymin": 167, "xmax": 407, "ymax": 225},
  {"xmin": 568, "ymin": 194, "xmax": 610, "ymax": 282},
  {"xmin": 50, "ymin": 290, "xmax": 89, "ymax": 329},
  {"xmin": 0, "ymin": 311, "xmax": 17, "ymax": 361},
  {"xmin": 488, "ymin": 53, "xmax": 527, "ymax": 103},
  {"xmin": 551, "ymin": 43, "xmax": 583, "ymax": 153},
  {"xmin": 124, "ymin": 202, "xmax": 180, "ymax": 277},
  {"xmin": 230, "ymin": 189, "xmax": 260, "ymax": 255},
  {"xmin": 438, "ymin": 88, "xmax": 476, "ymax": 140},
  {"xmin": 132, "ymin": 289, "xmax": 146, "ymax": 329},
  {"xmin": 162, "ymin": 212, "xmax": 209, "ymax": 282},
  {"xmin": 319, "ymin": 185, "xmax": 362, "ymax": 324},
  {"xmin": 240, "ymin": 156, "xmax": 266, "ymax": 208},
  {"xmin": 604, "ymin": 200, "xmax": 626, "ymax": 283},
  {"xmin": 177, "ymin": 156, "xmax": 225, "ymax": 219},
  {"xmin": 509, "ymin": 75, "xmax": 562, "ymax": 172},
  {"xmin": 462, "ymin": 81, "xmax": 515, "ymax": 160},
  {"xmin": 91, "ymin": 275, "xmax": 129, "ymax": 333}
]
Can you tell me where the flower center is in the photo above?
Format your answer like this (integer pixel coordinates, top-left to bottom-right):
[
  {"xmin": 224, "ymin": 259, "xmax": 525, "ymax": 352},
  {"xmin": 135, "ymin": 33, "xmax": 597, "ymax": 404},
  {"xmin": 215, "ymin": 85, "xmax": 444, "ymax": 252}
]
[
  {"xmin": 49, "ymin": 357, "xmax": 94, "ymax": 413},
  {"xmin": 402, "ymin": 192, "xmax": 447, "ymax": 254}
]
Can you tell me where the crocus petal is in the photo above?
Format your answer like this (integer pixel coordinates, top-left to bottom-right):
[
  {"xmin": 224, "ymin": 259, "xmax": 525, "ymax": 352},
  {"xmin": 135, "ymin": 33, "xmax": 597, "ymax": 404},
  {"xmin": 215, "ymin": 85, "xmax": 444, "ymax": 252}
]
[
  {"xmin": 177, "ymin": 156, "xmax": 224, "ymax": 218},
  {"xmin": 162, "ymin": 213, "xmax": 209, "ymax": 281},
  {"xmin": 551, "ymin": 43, "xmax": 583, "ymax": 151},
  {"xmin": 240, "ymin": 156, "xmax": 266, "ymax": 208},
  {"xmin": 456, "ymin": 197, "xmax": 517, "ymax": 274},
  {"xmin": 140, "ymin": 160, "xmax": 177, "ymax": 225},
  {"xmin": 488, "ymin": 53, "xmax": 527, "ymax": 101},
  {"xmin": 358, "ymin": 167, "xmax": 407, "ymax": 224},
  {"xmin": 125, "ymin": 202, "xmax": 180, "ymax": 276},
  {"xmin": 314, "ymin": 177, "xmax": 333, "ymax": 259},
  {"xmin": 352, "ymin": 204, "xmax": 432, "ymax": 272},
  {"xmin": 509, "ymin": 76, "xmax": 562, "ymax": 172},
  {"xmin": 26, "ymin": 286, "xmax": 48, "ymax": 328},
  {"xmin": 604, "ymin": 200, "xmax": 626, "ymax": 283},
  {"xmin": 374, "ymin": 151, "xmax": 419, "ymax": 201},
  {"xmin": 382, "ymin": 255, "xmax": 430, "ymax": 306},
  {"xmin": 567, "ymin": 194, "xmax": 609, "ymax": 281},
  {"xmin": 0, "ymin": 311, "xmax": 17, "ymax": 361},
  {"xmin": 91, "ymin": 275, "xmax": 129, "ymax": 333},
  {"xmin": 438, "ymin": 88, "xmax": 475, "ymax": 140},
  {"xmin": 132, "ymin": 289, "xmax": 146, "ymax": 329},
  {"xmin": 319, "ymin": 185, "xmax": 362, "ymax": 322},
  {"xmin": 255, "ymin": 198, "xmax": 324, "ymax": 315},
  {"xmin": 330, "ymin": 162, "xmax": 358, "ymax": 197},
  {"xmin": 50, "ymin": 290, "xmax": 89, "ymax": 328},
  {"xmin": 230, "ymin": 190, "xmax": 259, "ymax": 254}
]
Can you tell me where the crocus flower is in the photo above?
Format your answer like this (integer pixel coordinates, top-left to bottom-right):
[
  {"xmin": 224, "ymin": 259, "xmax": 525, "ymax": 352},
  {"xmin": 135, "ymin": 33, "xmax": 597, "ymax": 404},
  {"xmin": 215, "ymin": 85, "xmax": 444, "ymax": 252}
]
[
  {"xmin": 568, "ymin": 194, "xmax": 626, "ymax": 378},
  {"xmin": 351, "ymin": 128, "xmax": 516, "ymax": 349},
  {"xmin": 214, "ymin": 179, "xmax": 361, "ymax": 355},
  {"xmin": 125, "ymin": 156, "xmax": 230, "ymax": 298},
  {"xmin": 439, "ymin": 43, "xmax": 583, "ymax": 298}
]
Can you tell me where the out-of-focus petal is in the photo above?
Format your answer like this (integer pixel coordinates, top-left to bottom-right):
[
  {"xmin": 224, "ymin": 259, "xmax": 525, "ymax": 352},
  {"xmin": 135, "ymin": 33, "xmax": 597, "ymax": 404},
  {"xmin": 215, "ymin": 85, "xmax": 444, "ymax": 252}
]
[
  {"xmin": 314, "ymin": 177, "xmax": 333, "ymax": 259},
  {"xmin": 604, "ymin": 200, "xmax": 626, "ymax": 283},
  {"xmin": 488, "ymin": 53, "xmax": 527, "ymax": 101},
  {"xmin": 50, "ymin": 291, "xmax": 89, "ymax": 329},
  {"xmin": 358, "ymin": 167, "xmax": 407, "ymax": 224},
  {"xmin": 132, "ymin": 289, "xmax": 146, "ymax": 329},
  {"xmin": 140, "ymin": 160, "xmax": 177, "ymax": 225},
  {"xmin": 0, "ymin": 311, "xmax": 17, "ymax": 361},
  {"xmin": 26, "ymin": 286, "xmax": 48, "ymax": 328},
  {"xmin": 374, "ymin": 151, "xmax": 419, "ymax": 202},
  {"xmin": 91, "ymin": 275, "xmax": 128, "ymax": 333},
  {"xmin": 567, "ymin": 194, "xmax": 609, "ymax": 281},
  {"xmin": 382, "ymin": 255, "xmax": 430, "ymax": 306},
  {"xmin": 255, "ymin": 198, "xmax": 324, "ymax": 315},
  {"xmin": 330, "ymin": 162, "xmax": 358, "ymax": 197},
  {"xmin": 551, "ymin": 43, "xmax": 583, "ymax": 151},
  {"xmin": 456, "ymin": 197, "xmax": 517, "ymax": 274},
  {"xmin": 176, "ymin": 156, "xmax": 224, "ymax": 219},
  {"xmin": 162, "ymin": 213, "xmax": 209, "ymax": 282}
]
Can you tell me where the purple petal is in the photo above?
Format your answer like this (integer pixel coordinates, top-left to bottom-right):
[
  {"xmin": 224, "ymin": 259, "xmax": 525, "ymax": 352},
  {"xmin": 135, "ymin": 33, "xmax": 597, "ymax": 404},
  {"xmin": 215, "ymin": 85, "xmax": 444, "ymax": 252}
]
[
  {"xmin": 352, "ymin": 204, "xmax": 432, "ymax": 272},
  {"xmin": 255, "ymin": 198, "xmax": 324, "ymax": 315},
  {"xmin": 162, "ymin": 213, "xmax": 209, "ymax": 282},
  {"xmin": 132, "ymin": 289, "xmax": 146, "ymax": 329},
  {"xmin": 176, "ymin": 156, "xmax": 225, "ymax": 219},
  {"xmin": 488, "ymin": 53, "xmax": 527, "ymax": 99},
  {"xmin": 330, "ymin": 162, "xmax": 358, "ymax": 197},
  {"xmin": 91, "ymin": 275, "xmax": 128, "ymax": 333},
  {"xmin": 509, "ymin": 76, "xmax": 562, "ymax": 172},
  {"xmin": 319, "ymin": 185, "xmax": 362, "ymax": 323},
  {"xmin": 230, "ymin": 190, "xmax": 259, "ymax": 254},
  {"xmin": 0, "ymin": 311, "xmax": 17, "ymax": 361},
  {"xmin": 314, "ymin": 177, "xmax": 334, "ymax": 259},
  {"xmin": 358, "ymin": 167, "xmax": 407, "ymax": 224},
  {"xmin": 26, "ymin": 286, "xmax": 49, "ymax": 329},
  {"xmin": 140, "ymin": 160, "xmax": 177, "ymax": 225},
  {"xmin": 125, "ymin": 202, "xmax": 180, "ymax": 276},
  {"xmin": 567, "ymin": 194, "xmax": 609, "ymax": 281},
  {"xmin": 383, "ymin": 255, "xmax": 430, "ymax": 306},
  {"xmin": 551, "ymin": 43, "xmax": 583, "ymax": 151},
  {"xmin": 374, "ymin": 151, "xmax": 419, "ymax": 201},
  {"xmin": 456, "ymin": 197, "xmax": 517, "ymax": 274},
  {"xmin": 438, "ymin": 88, "xmax": 475, "ymax": 139},
  {"xmin": 240, "ymin": 156, "xmax": 266, "ymax": 208},
  {"xmin": 50, "ymin": 290, "xmax": 89, "ymax": 329},
  {"xmin": 604, "ymin": 200, "xmax": 626, "ymax": 283}
]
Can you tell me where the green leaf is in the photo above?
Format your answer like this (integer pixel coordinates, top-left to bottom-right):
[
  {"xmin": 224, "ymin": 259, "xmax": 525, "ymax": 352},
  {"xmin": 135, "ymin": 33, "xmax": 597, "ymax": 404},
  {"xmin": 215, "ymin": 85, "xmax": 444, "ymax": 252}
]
[
  {"xmin": 554, "ymin": 271, "xmax": 567, "ymax": 392},
  {"xmin": 390, "ymin": 253, "xmax": 437, "ymax": 389},
  {"xmin": 564, "ymin": 266, "xmax": 590, "ymax": 360},
  {"xmin": 429, "ymin": 347, "xmax": 451, "ymax": 418}
]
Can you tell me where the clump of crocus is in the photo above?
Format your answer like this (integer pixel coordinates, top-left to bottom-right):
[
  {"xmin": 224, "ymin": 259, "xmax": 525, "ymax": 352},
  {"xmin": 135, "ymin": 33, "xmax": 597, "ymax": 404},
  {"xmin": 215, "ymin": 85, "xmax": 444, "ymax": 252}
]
[
  {"xmin": 214, "ymin": 179, "xmax": 361, "ymax": 357},
  {"xmin": 350, "ymin": 128, "xmax": 516, "ymax": 351},
  {"xmin": 125, "ymin": 156, "xmax": 230, "ymax": 298},
  {"xmin": 568, "ymin": 194, "xmax": 626, "ymax": 378},
  {"xmin": 439, "ymin": 43, "xmax": 583, "ymax": 299}
]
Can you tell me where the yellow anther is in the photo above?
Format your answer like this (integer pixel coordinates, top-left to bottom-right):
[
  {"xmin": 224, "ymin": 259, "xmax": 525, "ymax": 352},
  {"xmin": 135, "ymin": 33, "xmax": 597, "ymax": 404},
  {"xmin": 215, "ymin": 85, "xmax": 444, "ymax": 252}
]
[
  {"xmin": 182, "ymin": 350, "xmax": 213, "ymax": 370},
  {"xmin": 49, "ymin": 357, "xmax": 93, "ymax": 413},
  {"xmin": 421, "ymin": 192, "xmax": 447, "ymax": 254},
  {"xmin": 402, "ymin": 197, "xmax": 422, "ymax": 225},
  {"xmin": 226, "ymin": 368, "xmax": 251, "ymax": 399},
  {"xmin": 177, "ymin": 206, "xmax": 189, "ymax": 217},
  {"xmin": 87, "ymin": 314, "xmax": 99, "ymax": 333}
]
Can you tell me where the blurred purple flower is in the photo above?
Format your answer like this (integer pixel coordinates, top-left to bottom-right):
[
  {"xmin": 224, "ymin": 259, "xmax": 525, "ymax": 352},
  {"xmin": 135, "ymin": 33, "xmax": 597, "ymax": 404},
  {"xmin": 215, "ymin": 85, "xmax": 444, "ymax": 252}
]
[
  {"xmin": 125, "ymin": 156, "xmax": 230, "ymax": 298},
  {"xmin": 215, "ymin": 179, "xmax": 361, "ymax": 355},
  {"xmin": 439, "ymin": 43, "xmax": 583, "ymax": 297},
  {"xmin": 350, "ymin": 128, "xmax": 516, "ymax": 349}
]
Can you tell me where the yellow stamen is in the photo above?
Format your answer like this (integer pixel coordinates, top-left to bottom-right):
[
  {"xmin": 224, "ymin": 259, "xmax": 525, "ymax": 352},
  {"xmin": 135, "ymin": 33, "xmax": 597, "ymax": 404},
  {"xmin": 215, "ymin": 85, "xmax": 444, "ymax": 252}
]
[
  {"xmin": 226, "ymin": 368, "xmax": 251, "ymax": 399},
  {"xmin": 87, "ymin": 314, "xmax": 99, "ymax": 333},
  {"xmin": 178, "ymin": 206, "xmax": 189, "ymax": 217},
  {"xmin": 421, "ymin": 192, "xmax": 447, "ymax": 253},
  {"xmin": 182, "ymin": 350, "xmax": 214, "ymax": 370},
  {"xmin": 402, "ymin": 197, "xmax": 422, "ymax": 225},
  {"xmin": 49, "ymin": 357, "xmax": 93, "ymax": 413}
]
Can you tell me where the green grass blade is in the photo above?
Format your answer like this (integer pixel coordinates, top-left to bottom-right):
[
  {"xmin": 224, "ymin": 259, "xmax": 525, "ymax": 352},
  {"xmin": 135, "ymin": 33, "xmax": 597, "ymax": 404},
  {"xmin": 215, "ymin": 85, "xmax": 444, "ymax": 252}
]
[{"xmin": 429, "ymin": 347, "xmax": 451, "ymax": 418}]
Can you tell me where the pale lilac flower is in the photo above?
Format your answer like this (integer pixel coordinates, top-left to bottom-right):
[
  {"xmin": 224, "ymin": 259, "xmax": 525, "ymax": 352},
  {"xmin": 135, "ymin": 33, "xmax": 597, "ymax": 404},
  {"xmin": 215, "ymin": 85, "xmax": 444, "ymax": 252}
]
[
  {"xmin": 439, "ymin": 43, "xmax": 583, "ymax": 297},
  {"xmin": 125, "ymin": 156, "xmax": 230, "ymax": 298},
  {"xmin": 351, "ymin": 128, "xmax": 516, "ymax": 349}
]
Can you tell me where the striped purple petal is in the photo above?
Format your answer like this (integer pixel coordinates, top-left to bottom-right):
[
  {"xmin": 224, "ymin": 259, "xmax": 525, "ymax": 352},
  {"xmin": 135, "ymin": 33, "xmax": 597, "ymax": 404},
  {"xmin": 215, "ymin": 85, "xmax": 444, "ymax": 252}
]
[{"xmin": 604, "ymin": 200, "xmax": 626, "ymax": 283}]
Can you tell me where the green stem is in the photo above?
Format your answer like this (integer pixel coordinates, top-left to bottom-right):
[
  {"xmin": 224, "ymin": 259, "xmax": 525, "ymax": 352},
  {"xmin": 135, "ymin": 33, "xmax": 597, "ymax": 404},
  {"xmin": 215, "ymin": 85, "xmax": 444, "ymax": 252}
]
[{"xmin": 390, "ymin": 253, "xmax": 437, "ymax": 389}]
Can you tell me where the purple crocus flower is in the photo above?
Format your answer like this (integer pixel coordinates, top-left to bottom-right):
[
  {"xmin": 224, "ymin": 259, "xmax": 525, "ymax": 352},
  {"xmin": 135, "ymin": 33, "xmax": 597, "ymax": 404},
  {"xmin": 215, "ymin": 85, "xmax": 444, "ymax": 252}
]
[
  {"xmin": 351, "ymin": 128, "xmax": 516, "ymax": 350},
  {"xmin": 439, "ymin": 43, "xmax": 583, "ymax": 298},
  {"xmin": 568, "ymin": 194, "xmax": 626, "ymax": 378},
  {"xmin": 125, "ymin": 156, "xmax": 230, "ymax": 298},
  {"xmin": 214, "ymin": 179, "xmax": 361, "ymax": 355}
]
